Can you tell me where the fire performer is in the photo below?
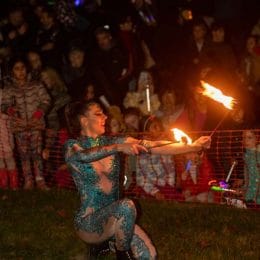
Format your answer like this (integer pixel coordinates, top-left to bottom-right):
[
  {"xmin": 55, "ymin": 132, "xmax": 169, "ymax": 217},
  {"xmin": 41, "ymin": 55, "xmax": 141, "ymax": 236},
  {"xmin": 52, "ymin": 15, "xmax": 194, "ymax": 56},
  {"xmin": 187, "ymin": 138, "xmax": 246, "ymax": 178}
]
[{"xmin": 64, "ymin": 100, "xmax": 211, "ymax": 259}]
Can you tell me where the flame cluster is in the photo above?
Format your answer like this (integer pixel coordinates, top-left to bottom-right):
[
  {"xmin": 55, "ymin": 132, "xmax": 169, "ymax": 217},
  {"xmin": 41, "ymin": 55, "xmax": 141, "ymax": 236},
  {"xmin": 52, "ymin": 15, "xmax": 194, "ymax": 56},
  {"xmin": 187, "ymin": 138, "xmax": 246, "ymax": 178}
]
[
  {"xmin": 171, "ymin": 128, "xmax": 192, "ymax": 144},
  {"xmin": 200, "ymin": 80, "xmax": 235, "ymax": 110}
]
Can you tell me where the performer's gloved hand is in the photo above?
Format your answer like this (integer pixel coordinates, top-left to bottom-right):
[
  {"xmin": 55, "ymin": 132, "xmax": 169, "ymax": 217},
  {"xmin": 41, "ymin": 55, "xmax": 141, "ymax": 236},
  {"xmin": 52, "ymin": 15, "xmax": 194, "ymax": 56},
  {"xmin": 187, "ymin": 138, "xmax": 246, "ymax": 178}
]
[{"xmin": 32, "ymin": 110, "xmax": 44, "ymax": 119}]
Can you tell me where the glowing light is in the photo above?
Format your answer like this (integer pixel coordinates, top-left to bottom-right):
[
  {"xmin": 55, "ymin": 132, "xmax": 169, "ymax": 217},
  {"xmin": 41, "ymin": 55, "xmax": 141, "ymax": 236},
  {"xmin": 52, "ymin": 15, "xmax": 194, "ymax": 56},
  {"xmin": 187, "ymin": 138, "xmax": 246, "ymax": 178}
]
[
  {"xmin": 208, "ymin": 180, "xmax": 235, "ymax": 193},
  {"xmin": 200, "ymin": 80, "xmax": 235, "ymax": 110},
  {"xmin": 171, "ymin": 128, "xmax": 192, "ymax": 144},
  {"xmin": 210, "ymin": 186, "xmax": 236, "ymax": 193}
]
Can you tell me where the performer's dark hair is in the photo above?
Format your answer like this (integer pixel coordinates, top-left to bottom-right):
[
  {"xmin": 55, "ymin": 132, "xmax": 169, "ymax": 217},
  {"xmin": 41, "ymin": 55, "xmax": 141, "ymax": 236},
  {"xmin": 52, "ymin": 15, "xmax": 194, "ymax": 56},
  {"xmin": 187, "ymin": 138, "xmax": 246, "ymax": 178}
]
[{"xmin": 65, "ymin": 100, "xmax": 98, "ymax": 137}]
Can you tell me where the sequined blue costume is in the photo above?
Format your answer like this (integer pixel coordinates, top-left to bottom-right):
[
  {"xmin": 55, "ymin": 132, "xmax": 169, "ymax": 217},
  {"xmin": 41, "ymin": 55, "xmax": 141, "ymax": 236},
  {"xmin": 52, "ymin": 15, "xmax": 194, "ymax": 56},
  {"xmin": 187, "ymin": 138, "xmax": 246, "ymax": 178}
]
[{"xmin": 65, "ymin": 135, "xmax": 157, "ymax": 259}]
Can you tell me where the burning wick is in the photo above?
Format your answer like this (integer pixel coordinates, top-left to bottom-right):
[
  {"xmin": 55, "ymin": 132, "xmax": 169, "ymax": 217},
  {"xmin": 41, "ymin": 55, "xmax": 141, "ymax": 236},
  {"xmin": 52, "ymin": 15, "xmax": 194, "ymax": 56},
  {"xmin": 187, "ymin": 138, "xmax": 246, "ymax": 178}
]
[
  {"xmin": 146, "ymin": 128, "xmax": 192, "ymax": 150},
  {"xmin": 172, "ymin": 128, "xmax": 192, "ymax": 144}
]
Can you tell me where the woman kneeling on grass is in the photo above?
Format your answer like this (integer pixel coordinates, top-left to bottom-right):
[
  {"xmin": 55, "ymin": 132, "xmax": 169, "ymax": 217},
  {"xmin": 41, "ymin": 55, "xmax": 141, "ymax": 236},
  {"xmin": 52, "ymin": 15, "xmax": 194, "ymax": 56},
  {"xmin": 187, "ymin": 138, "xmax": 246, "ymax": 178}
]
[{"xmin": 64, "ymin": 100, "xmax": 211, "ymax": 259}]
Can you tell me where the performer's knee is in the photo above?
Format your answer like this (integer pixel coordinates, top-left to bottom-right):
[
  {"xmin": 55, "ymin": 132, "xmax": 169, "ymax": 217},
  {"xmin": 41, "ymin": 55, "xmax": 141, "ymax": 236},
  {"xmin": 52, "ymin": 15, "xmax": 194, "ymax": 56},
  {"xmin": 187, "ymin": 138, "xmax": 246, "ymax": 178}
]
[{"xmin": 118, "ymin": 198, "xmax": 137, "ymax": 220}]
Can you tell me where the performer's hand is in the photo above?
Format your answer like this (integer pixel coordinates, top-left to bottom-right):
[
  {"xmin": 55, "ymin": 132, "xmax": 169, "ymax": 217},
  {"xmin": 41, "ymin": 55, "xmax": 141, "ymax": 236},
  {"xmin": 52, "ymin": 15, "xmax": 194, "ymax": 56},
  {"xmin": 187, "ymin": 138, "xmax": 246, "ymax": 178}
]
[
  {"xmin": 117, "ymin": 143, "xmax": 148, "ymax": 155},
  {"xmin": 192, "ymin": 136, "xmax": 211, "ymax": 150}
]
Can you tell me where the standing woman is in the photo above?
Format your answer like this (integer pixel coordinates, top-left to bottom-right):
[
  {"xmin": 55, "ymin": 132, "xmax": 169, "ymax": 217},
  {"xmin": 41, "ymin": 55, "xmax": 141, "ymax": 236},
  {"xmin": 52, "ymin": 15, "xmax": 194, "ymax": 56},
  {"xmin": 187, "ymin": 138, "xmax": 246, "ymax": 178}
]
[
  {"xmin": 64, "ymin": 101, "xmax": 211, "ymax": 259},
  {"xmin": 2, "ymin": 57, "xmax": 51, "ymax": 190}
]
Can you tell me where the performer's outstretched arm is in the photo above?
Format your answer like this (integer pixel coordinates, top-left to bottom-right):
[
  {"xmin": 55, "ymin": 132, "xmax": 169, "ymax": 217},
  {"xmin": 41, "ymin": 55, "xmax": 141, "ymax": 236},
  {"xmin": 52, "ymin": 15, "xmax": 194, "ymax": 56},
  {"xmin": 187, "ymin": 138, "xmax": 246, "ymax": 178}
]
[
  {"xmin": 124, "ymin": 136, "xmax": 211, "ymax": 155},
  {"xmin": 65, "ymin": 140, "xmax": 119, "ymax": 164},
  {"xmin": 65, "ymin": 139, "xmax": 148, "ymax": 165}
]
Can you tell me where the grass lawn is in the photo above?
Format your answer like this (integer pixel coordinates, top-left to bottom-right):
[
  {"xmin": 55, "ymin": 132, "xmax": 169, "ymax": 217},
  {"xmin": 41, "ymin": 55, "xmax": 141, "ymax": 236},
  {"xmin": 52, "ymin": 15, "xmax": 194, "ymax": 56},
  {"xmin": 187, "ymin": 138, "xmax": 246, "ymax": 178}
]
[{"xmin": 0, "ymin": 190, "xmax": 259, "ymax": 259}]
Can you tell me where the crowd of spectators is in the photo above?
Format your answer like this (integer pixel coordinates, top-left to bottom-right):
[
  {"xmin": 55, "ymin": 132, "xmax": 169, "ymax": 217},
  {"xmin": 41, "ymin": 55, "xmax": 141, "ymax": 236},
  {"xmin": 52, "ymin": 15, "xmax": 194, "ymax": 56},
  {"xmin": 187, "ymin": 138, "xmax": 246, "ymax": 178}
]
[{"xmin": 0, "ymin": 0, "xmax": 259, "ymax": 206}]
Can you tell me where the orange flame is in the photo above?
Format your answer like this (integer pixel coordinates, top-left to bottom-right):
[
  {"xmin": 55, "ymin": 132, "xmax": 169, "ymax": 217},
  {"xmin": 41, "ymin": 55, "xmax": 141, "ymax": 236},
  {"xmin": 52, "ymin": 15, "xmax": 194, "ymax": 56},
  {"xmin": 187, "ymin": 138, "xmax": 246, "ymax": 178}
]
[
  {"xmin": 171, "ymin": 128, "xmax": 192, "ymax": 144},
  {"xmin": 200, "ymin": 80, "xmax": 235, "ymax": 110}
]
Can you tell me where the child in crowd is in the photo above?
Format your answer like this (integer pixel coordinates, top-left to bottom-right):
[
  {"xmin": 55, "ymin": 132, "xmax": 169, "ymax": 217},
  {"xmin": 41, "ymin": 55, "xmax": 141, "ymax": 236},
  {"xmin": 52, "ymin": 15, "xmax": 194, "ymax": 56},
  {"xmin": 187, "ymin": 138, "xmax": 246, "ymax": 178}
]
[
  {"xmin": 27, "ymin": 50, "xmax": 43, "ymax": 81},
  {"xmin": 123, "ymin": 70, "xmax": 160, "ymax": 115},
  {"xmin": 2, "ymin": 58, "xmax": 50, "ymax": 190},
  {"xmin": 83, "ymin": 83, "xmax": 95, "ymax": 101},
  {"xmin": 243, "ymin": 130, "xmax": 260, "ymax": 205},
  {"xmin": 178, "ymin": 151, "xmax": 215, "ymax": 203},
  {"xmin": 106, "ymin": 105, "xmax": 126, "ymax": 135},
  {"xmin": 135, "ymin": 115, "xmax": 178, "ymax": 200},
  {"xmin": 0, "ymin": 88, "xmax": 18, "ymax": 190},
  {"xmin": 123, "ymin": 107, "xmax": 142, "ymax": 137}
]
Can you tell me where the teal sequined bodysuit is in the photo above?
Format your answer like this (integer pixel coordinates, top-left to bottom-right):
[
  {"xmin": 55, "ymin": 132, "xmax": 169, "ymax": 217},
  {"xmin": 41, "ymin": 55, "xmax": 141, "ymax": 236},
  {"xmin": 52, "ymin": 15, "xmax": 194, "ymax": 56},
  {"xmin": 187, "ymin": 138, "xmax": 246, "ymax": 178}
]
[{"xmin": 65, "ymin": 135, "xmax": 157, "ymax": 259}]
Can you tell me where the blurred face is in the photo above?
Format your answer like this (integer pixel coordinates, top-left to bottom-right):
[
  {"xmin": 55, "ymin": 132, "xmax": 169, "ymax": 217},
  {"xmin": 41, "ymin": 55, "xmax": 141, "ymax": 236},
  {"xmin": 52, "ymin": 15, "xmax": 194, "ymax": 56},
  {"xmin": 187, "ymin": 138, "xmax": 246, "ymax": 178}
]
[
  {"xmin": 40, "ymin": 12, "xmax": 54, "ymax": 29},
  {"xmin": 84, "ymin": 85, "xmax": 95, "ymax": 100},
  {"xmin": 138, "ymin": 72, "xmax": 153, "ymax": 92},
  {"xmin": 193, "ymin": 25, "xmax": 206, "ymax": 41},
  {"xmin": 110, "ymin": 118, "xmax": 121, "ymax": 134},
  {"xmin": 34, "ymin": 5, "xmax": 45, "ymax": 18},
  {"xmin": 41, "ymin": 72, "xmax": 52, "ymax": 88},
  {"xmin": 120, "ymin": 16, "xmax": 133, "ymax": 31},
  {"xmin": 81, "ymin": 104, "xmax": 107, "ymax": 137},
  {"xmin": 243, "ymin": 130, "xmax": 257, "ymax": 149},
  {"xmin": 12, "ymin": 61, "xmax": 27, "ymax": 82},
  {"xmin": 9, "ymin": 10, "xmax": 24, "ymax": 27},
  {"xmin": 27, "ymin": 52, "xmax": 42, "ymax": 70},
  {"xmin": 212, "ymin": 28, "xmax": 225, "ymax": 43},
  {"xmin": 162, "ymin": 92, "xmax": 176, "ymax": 110},
  {"xmin": 148, "ymin": 121, "xmax": 162, "ymax": 134},
  {"xmin": 246, "ymin": 37, "xmax": 256, "ymax": 54},
  {"xmin": 69, "ymin": 50, "xmax": 85, "ymax": 68},
  {"xmin": 96, "ymin": 32, "xmax": 112, "ymax": 50},
  {"xmin": 124, "ymin": 114, "xmax": 139, "ymax": 131}
]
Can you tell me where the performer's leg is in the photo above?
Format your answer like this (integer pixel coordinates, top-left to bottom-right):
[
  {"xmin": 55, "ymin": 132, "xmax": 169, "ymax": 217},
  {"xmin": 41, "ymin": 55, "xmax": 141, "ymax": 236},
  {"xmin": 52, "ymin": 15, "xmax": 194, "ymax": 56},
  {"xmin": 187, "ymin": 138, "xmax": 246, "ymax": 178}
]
[
  {"xmin": 76, "ymin": 198, "xmax": 157, "ymax": 259},
  {"xmin": 130, "ymin": 224, "xmax": 157, "ymax": 260},
  {"xmin": 77, "ymin": 198, "xmax": 137, "ymax": 251}
]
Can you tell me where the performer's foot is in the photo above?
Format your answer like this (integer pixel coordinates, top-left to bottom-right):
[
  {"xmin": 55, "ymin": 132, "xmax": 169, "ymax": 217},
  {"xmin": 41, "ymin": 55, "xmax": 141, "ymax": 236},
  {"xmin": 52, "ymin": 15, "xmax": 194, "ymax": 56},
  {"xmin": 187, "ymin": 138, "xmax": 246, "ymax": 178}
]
[
  {"xmin": 116, "ymin": 249, "xmax": 135, "ymax": 260},
  {"xmin": 88, "ymin": 241, "xmax": 110, "ymax": 259}
]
